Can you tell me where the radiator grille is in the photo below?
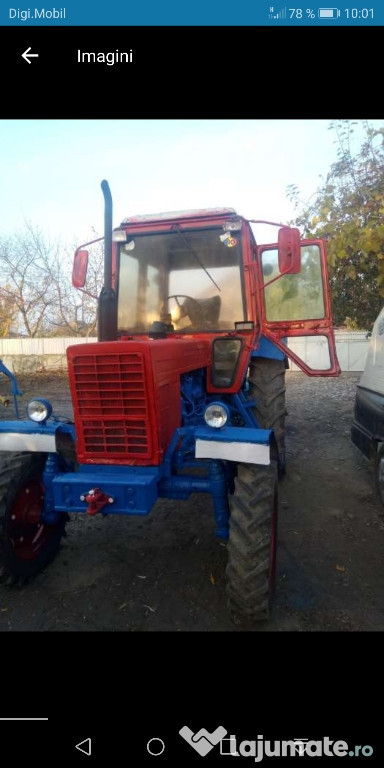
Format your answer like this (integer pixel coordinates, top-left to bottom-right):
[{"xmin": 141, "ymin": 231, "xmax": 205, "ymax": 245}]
[{"xmin": 72, "ymin": 352, "xmax": 151, "ymax": 459}]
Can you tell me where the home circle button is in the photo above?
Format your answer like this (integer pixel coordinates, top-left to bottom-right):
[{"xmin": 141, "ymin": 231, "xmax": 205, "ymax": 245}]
[{"xmin": 147, "ymin": 738, "xmax": 165, "ymax": 756}]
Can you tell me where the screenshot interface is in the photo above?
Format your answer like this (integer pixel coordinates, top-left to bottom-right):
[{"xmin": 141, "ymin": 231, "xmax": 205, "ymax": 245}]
[{"xmin": 0, "ymin": 1, "xmax": 382, "ymax": 764}]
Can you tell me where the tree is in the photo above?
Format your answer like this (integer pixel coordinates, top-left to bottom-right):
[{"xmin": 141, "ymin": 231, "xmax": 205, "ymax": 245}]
[
  {"xmin": 0, "ymin": 224, "xmax": 57, "ymax": 337},
  {"xmin": 0, "ymin": 224, "xmax": 102, "ymax": 337},
  {"xmin": 0, "ymin": 285, "xmax": 17, "ymax": 336},
  {"xmin": 287, "ymin": 120, "xmax": 384, "ymax": 330}
]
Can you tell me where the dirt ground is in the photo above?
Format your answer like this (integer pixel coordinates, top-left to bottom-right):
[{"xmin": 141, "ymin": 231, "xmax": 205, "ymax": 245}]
[{"xmin": 0, "ymin": 369, "xmax": 383, "ymax": 632}]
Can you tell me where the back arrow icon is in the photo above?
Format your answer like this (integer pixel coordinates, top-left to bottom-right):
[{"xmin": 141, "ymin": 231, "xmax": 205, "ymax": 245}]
[
  {"xmin": 75, "ymin": 738, "xmax": 92, "ymax": 756},
  {"xmin": 22, "ymin": 47, "xmax": 39, "ymax": 64}
]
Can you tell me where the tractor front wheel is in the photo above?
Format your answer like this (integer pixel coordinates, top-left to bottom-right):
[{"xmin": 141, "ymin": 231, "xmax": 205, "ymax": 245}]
[
  {"xmin": 226, "ymin": 461, "xmax": 278, "ymax": 621},
  {"xmin": 248, "ymin": 357, "xmax": 287, "ymax": 476},
  {"xmin": 0, "ymin": 453, "xmax": 66, "ymax": 583}
]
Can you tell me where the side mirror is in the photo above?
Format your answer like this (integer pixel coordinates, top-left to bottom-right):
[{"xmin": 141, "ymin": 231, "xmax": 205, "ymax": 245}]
[
  {"xmin": 72, "ymin": 249, "xmax": 89, "ymax": 288},
  {"xmin": 278, "ymin": 227, "xmax": 301, "ymax": 274}
]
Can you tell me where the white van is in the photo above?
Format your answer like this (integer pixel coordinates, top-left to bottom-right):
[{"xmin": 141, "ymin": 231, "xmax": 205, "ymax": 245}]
[{"xmin": 351, "ymin": 306, "xmax": 384, "ymax": 504}]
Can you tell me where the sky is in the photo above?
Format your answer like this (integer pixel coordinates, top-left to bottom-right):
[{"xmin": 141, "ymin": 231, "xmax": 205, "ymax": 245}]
[{"xmin": 0, "ymin": 119, "xmax": 383, "ymax": 247}]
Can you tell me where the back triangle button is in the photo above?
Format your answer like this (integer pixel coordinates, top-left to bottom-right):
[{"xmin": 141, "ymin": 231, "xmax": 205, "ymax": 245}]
[{"xmin": 75, "ymin": 738, "xmax": 92, "ymax": 756}]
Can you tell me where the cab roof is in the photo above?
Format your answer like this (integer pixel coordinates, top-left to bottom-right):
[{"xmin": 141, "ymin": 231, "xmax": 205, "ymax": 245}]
[{"xmin": 120, "ymin": 207, "xmax": 237, "ymax": 226}]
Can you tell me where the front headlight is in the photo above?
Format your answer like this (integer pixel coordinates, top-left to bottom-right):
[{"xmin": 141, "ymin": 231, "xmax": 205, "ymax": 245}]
[
  {"xmin": 204, "ymin": 403, "xmax": 229, "ymax": 428},
  {"xmin": 27, "ymin": 398, "xmax": 52, "ymax": 423}
]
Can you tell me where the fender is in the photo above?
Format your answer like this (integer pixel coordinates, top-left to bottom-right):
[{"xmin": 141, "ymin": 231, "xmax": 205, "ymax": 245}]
[
  {"xmin": 0, "ymin": 420, "xmax": 75, "ymax": 453},
  {"xmin": 251, "ymin": 335, "xmax": 286, "ymax": 362},
  {"xmin": 195, "ymin": 425, "xmax": 273, "ymax": 465}
]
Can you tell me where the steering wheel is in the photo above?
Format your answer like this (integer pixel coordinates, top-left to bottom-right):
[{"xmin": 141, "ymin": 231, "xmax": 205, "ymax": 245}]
[
  {"xmin": 166, "ymin": 295, "xmax": 204, "ymax": 328},
  {"xmin": 166, "ymin": 295, "xmax": 201, "ymax": 310}
]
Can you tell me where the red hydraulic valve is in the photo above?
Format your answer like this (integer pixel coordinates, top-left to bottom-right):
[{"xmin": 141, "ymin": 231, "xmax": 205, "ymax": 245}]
[{"xmin": 80, "ymin": 488, "xmax": 114, "ymax": 516}]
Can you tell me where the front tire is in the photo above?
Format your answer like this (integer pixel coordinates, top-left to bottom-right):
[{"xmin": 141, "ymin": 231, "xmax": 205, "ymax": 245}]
[
  {"xmin": 226, "ymin": 462, "xmax": 278, "ymax": 621},
  {"xmin": 0, "ymin": 453, "xmax": 66, "ymax": 583},
  {"xmin": 248, "ymin": 357, "xmax": 287, "ymax": 475}
]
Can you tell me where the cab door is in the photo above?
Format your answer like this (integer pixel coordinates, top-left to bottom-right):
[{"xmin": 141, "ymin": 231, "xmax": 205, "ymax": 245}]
[{"xmin": 258, "ymin": 239, "xmax": 340, "ymax": 376}]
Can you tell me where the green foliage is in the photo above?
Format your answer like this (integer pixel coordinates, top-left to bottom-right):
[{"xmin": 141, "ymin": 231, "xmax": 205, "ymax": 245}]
[
  {"xmin": 287, "ymin": 120, "xmax": 384, "ymax": 330},
  {"xmin": 263, "ymin": 245, "xmax": 325, "ymax": 322}
]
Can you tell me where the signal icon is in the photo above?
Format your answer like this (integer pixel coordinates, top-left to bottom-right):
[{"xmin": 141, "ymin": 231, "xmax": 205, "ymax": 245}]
[{"xmin": 268, "ymin": 6, "xmax": 287, "ymax": 18}]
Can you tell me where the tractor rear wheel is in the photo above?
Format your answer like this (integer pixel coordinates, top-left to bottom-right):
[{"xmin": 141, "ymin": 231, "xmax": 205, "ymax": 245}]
[
  {"xmin": 0, "ymin": 452, "xmax": 66, "ymax": 583},
  {"xmin": 226, "ymin": 461, "xmax": 278, "ymax": 621},
  {"xmin": 248, "ymin": 357, "xmax": 287, "ymax": 475}
]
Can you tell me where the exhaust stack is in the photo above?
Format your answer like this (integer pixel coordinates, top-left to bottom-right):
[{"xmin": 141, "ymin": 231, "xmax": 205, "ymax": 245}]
[{"xmin": 98, "ymin": 179, "xmax": 118, "ymax": 342}]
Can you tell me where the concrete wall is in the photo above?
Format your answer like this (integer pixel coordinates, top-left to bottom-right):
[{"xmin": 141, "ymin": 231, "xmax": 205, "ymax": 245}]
[
  {"xmin": 288, "ymin": 331, "xmax": 369, "ymax": 372},
  {"xmin": 0, "ymin": 337, "xmax": 97, "ymax": 374},
  {"xmin": 0, "ymin": 331, "xmax": 370, "ymax": 374}
]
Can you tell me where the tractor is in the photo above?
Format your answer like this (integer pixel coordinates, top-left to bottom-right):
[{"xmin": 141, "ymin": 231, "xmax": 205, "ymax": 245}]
[{"xmin": 0, "ymin": 181, "xmax": 340, "ymax": 620}]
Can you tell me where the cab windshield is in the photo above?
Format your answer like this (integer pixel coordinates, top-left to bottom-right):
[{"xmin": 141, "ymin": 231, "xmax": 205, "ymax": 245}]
[{"xmin": 117, "ymin": 227, "xmax": 245, "ymax": 333}]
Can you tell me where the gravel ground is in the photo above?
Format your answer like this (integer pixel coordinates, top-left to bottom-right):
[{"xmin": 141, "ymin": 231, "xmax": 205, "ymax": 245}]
[{"xmin": 0, "ymin": 369, "xmax": 383, "ymax": 632}]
